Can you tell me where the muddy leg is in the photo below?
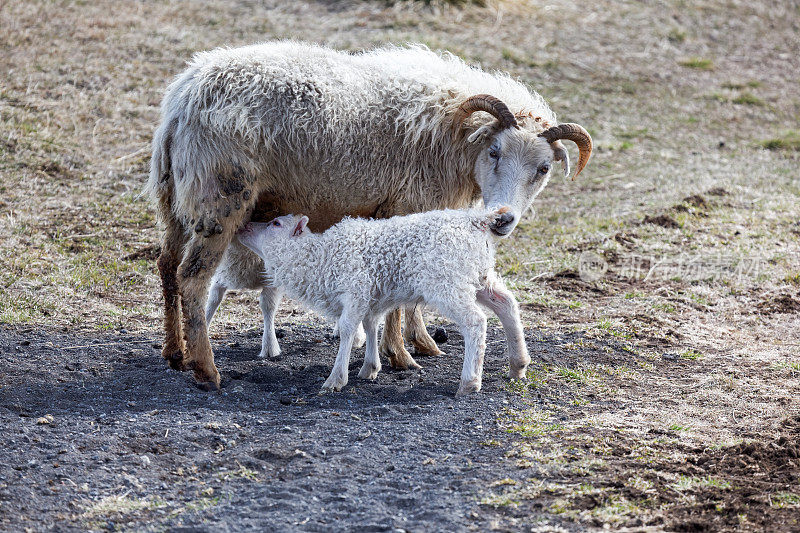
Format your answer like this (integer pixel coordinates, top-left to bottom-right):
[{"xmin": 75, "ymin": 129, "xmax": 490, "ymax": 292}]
[
  {"xmin": 157, "ymin": 213, "xmax": 188, "ymax": 371},
  {"xmin": 178, "ymin": 209, "xmax": 248, "ymax": 389},
  {"xmin": 404, "ymin": 305, "xmax": 444, "ymax": 356},
  {"xmin": 379, "ymin": 309, "xmax": 421, "ymax": 370}
]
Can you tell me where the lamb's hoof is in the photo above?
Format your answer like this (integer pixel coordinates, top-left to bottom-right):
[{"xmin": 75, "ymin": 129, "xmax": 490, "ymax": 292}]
[
  {"xmin": 358, "ymin": 365, "xmax": 380, "ymax": 380},
  {"xmin": 321, "ymin": 375, "xmax": 347, "ymax": 392},
  {"xmin": 509, "ymin": 366, "xmax": 528, "ymax": 380},
  {"xmin": 456, "ymin": 380, "xmax": 481, "ymax": 397},
  {"xmin": 258, "ymin": 348, "xmax": 281, "ymax": 361}
]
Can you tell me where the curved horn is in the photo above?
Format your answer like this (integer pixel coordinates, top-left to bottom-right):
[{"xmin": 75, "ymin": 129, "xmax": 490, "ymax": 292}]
[
  {"xmin": 539, "ymin": 123, "xmax": 593, "ymax": 178},
  {"xmin": 452, "ymin": 94, "xmax": 518, "ymax": 133}
]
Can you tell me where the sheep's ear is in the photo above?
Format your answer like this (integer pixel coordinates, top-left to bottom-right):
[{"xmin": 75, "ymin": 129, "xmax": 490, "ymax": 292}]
[
  {"xmin": 467, "ymin": 124, "xmax": 496, "ymax": 145},
  {"xmin": 551, "ymin": 140, "xmax": 570, "ymax": 177}
]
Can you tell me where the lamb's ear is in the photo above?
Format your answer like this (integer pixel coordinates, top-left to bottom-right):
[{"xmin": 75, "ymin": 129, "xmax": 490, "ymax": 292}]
[{"xmin": 467, "ymin": 123, "xmax": 497, "ymax": 144}]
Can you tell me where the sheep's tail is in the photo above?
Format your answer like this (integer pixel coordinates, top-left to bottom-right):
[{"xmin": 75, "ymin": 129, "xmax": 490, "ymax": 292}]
[{"xmin": 144, "ymin": 118, "xmax": 177, "ymax": 224}]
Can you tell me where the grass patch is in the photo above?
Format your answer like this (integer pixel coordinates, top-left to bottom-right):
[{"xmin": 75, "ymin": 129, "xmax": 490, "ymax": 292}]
[
  {"xmin": 667, "ymin": 28, "xmax": 687, "ymax": 42},
  {"xmin": 760, "ymin": 131, "xmax": 800, "ymax": 151},
  {"xmin": 672, "ymin": 475, "xmax": 731, "ymax": 491},
  {"xmin": 82, "ymin": 494, "xmax": 166, "ymax": 526},
  {"xmin": 679, "ymin": 57, "xmax": 713, "ymax": 69},
  {"xmin": 680, "ymin": 349, "xmax": 703, "ymax": 360},
  {"xmin": 771, "ymin": 492, "xmax": 800, "ymax": 508},
  {"xmin": 731, "ymin": 92, "xmax": 764, "ymax": 106}
]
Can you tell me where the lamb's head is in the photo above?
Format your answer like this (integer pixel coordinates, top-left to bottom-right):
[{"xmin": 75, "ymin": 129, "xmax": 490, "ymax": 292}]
[
  {"xmin": 236, "ymin": 214, "xmax": 309, "ymax": 261},
  {"xmin": 454, "ymin": 95, "xmax": 592, "ymax": 237}
]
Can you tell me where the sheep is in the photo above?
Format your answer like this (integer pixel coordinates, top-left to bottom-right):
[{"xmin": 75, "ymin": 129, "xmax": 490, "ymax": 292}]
[
  {"xmin": 205, "ymin": 239, "xmax": 367, "ymax": 360},
  {"xmin": 147, "ymin": 40, "xmax": 592, "ymax": 390},
  {"xmin": 236, "ymin": 207, "xmax": 530, "ymax": 396}
]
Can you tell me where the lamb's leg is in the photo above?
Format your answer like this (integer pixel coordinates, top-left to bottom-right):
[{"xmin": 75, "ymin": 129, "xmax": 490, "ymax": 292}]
[
  {"xmin": 358, "ymin": 314, "xmax": 381, "ymax": 380},
  {"xmin": 436, "ymin": 299, "xmax": 487, "ymax": 396},
  {"xmin": 379, "ymin": 309, "xmax": 421, "ymax": 370},
  {"xmin": 157, "ymin": 206, "xmax": 188, "ymax": 371},
  {"xmin": 477, "ymin": 283, "xmax": 530, "ymax": 379},
  {"xmin": 258, "ymin": 287, "xmax": 282, "ymax": 360},
  {"xmin": 333, "ymin": 321, "xmax": 366, "ymax": 349},
  {"xmin": 322, "ymin": 309, "xmax": 362, "ymax": 392},
  {"xmin": 205, "ymin": 281, "xmax": 227, "ymax": 325},
  {"xmin": 404, "ymin": 305, "xmax": 444, "ymax": 356}
]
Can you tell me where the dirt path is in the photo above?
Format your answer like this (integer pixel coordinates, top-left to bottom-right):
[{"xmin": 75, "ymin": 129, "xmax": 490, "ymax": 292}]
[
  {"xmin": 0, "ymin": 324, "xmax": 576, "ymax": 531},
  {"xmin": 4, "ymin": 320, "xmax": 797, "ymax": 531}
]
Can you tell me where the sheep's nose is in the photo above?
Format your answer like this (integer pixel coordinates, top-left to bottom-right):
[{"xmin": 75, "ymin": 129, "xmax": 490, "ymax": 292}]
[
  {"xmin": 237, "ymin": 222, "xmax": 253, "ymax": 235},
  {"xmin": 491, "ymin": 212, "xmax": 516, "ymax": 236}
]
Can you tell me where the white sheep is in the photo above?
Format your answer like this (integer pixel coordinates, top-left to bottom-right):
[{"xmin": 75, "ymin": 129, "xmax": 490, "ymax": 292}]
[
  {"xmin": 147, "ymin": 40, "xmax": 591, "ymax": 389},
  {"xmin": 236, "ymin": 208, "xmax": 530, "ymax": 396},
  {"xmin": 205, "ymin": 240, "xmax": 366, "ymax": 359}
]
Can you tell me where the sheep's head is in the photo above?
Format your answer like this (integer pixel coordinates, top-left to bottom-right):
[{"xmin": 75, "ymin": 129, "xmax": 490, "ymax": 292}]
[
  {"xmin": 236, "ymin": 214, "xmax": 309, "ymax": 261},
  {"xmin": 453, "ymin": 94, "xmax": 592, "ymax": 236}
]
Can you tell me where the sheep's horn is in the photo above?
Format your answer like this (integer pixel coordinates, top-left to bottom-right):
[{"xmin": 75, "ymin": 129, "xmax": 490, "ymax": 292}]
[
  {"xmin": 539, "ymin": 123, "xmax": 593, "ymax": 178},
  {"xmin": 452, "ymin": 94, "xmax": 518, "ymax": 132}
]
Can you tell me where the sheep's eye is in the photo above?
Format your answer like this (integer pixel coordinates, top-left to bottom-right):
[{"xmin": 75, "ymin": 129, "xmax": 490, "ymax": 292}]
[
  {"xmin": 538, "ymin": 164, "xmax": 551, "ymax": 174},
  {"xmin": 272, "ymin": 220, "xmax": 281, "ymax": 227},
  {"xmin": 489, "ymin": 149, "xmax": 500, "ymax": 160}
]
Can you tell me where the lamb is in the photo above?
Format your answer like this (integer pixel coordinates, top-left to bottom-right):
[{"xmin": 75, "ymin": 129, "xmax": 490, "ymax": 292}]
[
  {"xmin": 205, "ymin": 240, "xmax": 367, "ymax": 359},
  {"xmin": 147, "ymin": 41, "xmax": 591, "ymax": 389},
  {"xmin": 236, "ymin": 207, "xmax": 530, "ymax": 396}
]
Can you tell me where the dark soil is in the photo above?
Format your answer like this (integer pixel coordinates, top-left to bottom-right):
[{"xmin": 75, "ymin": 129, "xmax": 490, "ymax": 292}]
[{"xmin": 0, "ymin": 323, "xmax": 587, "ymax": 532}]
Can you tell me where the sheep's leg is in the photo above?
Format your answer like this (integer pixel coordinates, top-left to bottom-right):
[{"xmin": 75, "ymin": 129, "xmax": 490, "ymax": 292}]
[
  {"xmin": 178, "ymin": 203, "xmax": 250, "ymax": 390},
  {"xmin": 404, "ymin": 305, "xmax": 444, "ymax": 356},
  {"xmin": 436, "ymin": 300, "xmax": 487, "ymax": 396},
  {"xmin": 157, "ymin": 210, "xmax": 188, "ymax": 371},
  {"xmin": 358, "ymin": 314, "xmax": 382, "ymax": 380},
  {"xmin": 379, "ymin": 309, "xmax": 421, "ymax": 370},
  {"xmin": 258, "ymin": 287, "xmax": 282, "ymax": 360},
  {"xmin": 477, "ymin": 284, "xmax": 530, "ymax": 379},
  {"xmin": 204, "ymin": 281, "xmax": 227, "ymax": 325},
  {"xmin": 322, "ymin": 309, "xmax": 362, "ymax": 392}
]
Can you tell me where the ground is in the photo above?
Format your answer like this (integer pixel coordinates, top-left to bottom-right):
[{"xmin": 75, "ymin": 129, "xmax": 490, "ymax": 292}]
[{"xmin": 1, "ymin": 0, "xmax": 799, "ymax": 531}]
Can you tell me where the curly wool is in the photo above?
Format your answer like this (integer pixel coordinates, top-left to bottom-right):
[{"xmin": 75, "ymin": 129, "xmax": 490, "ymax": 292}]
[
  {"xmin": 145, "ymin": 41, "xmax": 557, "ymax": 225},
  {"xmin": 263, "ymin": 209, "xmax": 501, "ymax": 321}
]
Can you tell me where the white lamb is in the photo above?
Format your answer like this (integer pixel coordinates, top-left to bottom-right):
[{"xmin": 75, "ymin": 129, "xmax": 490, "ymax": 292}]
[{"xmin": 236, "ymin": 208, "xmax": 530, "ymax": 396}]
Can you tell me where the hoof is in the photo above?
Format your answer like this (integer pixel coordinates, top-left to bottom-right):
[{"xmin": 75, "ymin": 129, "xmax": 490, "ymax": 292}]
[
  {"xmin": 322, "ymin": 372, "xmax": 347, "ymax": 392},
  {"xmin": 509, "ymin": 366, "xmax": 527, "ymax": 380},
  {"xmin": 193, "ymin": 368, "xmax": 221, "ymax": 391},
  {"xmin": 195, "ymin": 380, "xmax": 220, "ymax": 392},
  {"xmin": 406, "ymin": 332, "xmax": 444, "ymax": 357},
  {"xmin": 358, "ymin": 365, "xmax": 380, "ymax": 380},
  {"xmin": 456, "ymin": 380, "xmax": 481, "ymax": 397},
  {"xmin": 388, "ymin": 353, "xmax": 422, "ymax": 370},
  {"xmin": 164, "ymin": 349, "xmax": 187, "ymax": 371}
]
